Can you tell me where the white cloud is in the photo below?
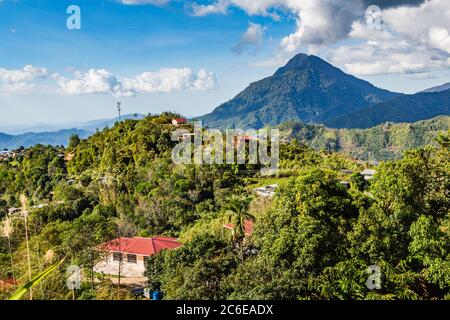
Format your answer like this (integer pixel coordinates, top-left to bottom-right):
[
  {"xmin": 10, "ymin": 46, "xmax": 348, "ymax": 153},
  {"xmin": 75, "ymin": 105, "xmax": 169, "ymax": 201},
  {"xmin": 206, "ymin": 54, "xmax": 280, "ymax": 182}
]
[
  {"xmin": 194, "ymin": 0, "xmax": 450, "ymax": 78},
  {"xmin": 191, "ymin": 0, "xmax": 230, "ymax": 16},
  {"xmin": 117, "ymin": 0, "xmax": 169, "ymax": 5},
  {"xmin": 328, "ymin": 0, "xmax": 450, "ymax": 76},
  {"xmin": 0, "ymin": 65, "xmax": 48, "ymax": 83},
  {"xmin": 0, "ymin": 65, "xmax": 50, "ymax": 95},
  {"xmin": 232, "ymin": 23, "xmax": 265, "ymax": 55},
  {"xmin": 121, "ymin": 68, "xmax": 217, "ymax": 95},
  {"xmin": 0, "ymin": 65, "xmax": 216, "ymax": 96},
  {"xmin": 57, "ymin": 69, "xmax": 126, "ymax": 96},
  {"xmin": 57, "ymin": 67, "xmax": 217, "ymax": 97},
  {"xmin": 192, "ymin": 0, "xmax": 450, "ymax": 77},
  {"xmin": 191, "ymin": 0, "xmax": 284, "ymax": 19}
]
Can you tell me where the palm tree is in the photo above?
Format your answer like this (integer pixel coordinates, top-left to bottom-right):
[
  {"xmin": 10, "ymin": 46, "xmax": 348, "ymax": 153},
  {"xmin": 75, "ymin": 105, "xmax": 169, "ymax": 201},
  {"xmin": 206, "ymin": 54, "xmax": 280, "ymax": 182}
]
[
  {"xmin": 1, "ymin": 215, "xmax": 16, "ymax": 286},
  {"xmin": 224, "ymin": 195, "xmax": 254, "ymax": 261},
  {"xmin": 20, "ymin": 194, "xmax": 32, "ymax": 300}
]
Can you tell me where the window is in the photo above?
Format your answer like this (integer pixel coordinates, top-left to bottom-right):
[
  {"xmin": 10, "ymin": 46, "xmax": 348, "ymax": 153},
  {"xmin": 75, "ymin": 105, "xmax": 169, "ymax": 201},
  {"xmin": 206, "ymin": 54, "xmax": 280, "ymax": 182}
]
[
  {"xmin": 144, "ymin": 256, "xmax": 149, "ymax": 268},
  {"xmin": 127, "ymin": 254, "xmax": 137, "ymax": 264},
  {"xmin": 113, "ymin": 252, "xmax": 122, "ymax": 261}
]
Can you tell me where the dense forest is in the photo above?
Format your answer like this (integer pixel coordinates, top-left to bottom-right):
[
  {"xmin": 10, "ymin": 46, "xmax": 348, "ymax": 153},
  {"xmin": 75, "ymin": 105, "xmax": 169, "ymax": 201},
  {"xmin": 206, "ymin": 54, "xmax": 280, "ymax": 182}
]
[
  {"xmin": 280, "ymin": 116, "xmax": 450, "ymax": 161},
  {"xmin": 0, "ymin": 113, "xmax": 449, "ymax": 300}
]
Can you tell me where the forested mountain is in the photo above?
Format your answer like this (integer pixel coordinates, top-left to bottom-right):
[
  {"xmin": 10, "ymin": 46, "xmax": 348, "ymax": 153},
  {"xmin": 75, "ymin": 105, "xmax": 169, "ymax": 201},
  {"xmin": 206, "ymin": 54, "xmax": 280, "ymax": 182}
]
[
  {"xmin": 1, "ymin": 113, "xmax": 449, "ymax": 300},
  {"xmin": 199, "ymin": 53, "xmax": 399, "ymax": 129},
  {"xmin": 281, "ymin": 115, "xmax": 450, "ymax": 160},
  {"xmin": 326, "ymin": 89, "xmax": 450, "ymax": 129}
]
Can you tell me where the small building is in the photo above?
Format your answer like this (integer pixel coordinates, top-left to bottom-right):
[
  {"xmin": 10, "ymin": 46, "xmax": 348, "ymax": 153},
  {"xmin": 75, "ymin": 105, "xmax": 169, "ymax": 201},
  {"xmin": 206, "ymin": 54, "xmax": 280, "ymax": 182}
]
[
  {"xmin": 171, "ymin": 118, "xmax": 187, "ymax": 126},
  {"xmin": 361, "ymin": 169, "xmax": 377, "ymax": 180},
  {"xmin": 223, "ymin": 220, "xmax": 254, "ymax": 237},
  {"xmin": 340, "ymin": 169, "xmax": 354, "ymax": 175},
  {"xmin": 94, "ymin": 237, "xmax": 182, "ymax": 277},
  {"xmin": 253, "ymin": 184, "xmax": 278, "ymax": 198}
]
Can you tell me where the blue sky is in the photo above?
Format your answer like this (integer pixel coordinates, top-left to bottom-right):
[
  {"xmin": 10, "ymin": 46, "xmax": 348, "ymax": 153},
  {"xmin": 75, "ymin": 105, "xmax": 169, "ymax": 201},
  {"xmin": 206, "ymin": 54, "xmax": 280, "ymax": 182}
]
[{"xmin": 0, "ymin": 0, "xmax": 449, "ymax": 128}]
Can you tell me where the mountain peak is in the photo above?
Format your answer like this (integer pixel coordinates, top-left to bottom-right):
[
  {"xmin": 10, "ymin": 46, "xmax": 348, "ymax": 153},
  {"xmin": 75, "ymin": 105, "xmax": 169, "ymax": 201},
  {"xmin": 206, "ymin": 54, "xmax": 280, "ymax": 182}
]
[
  {"xmin": 275, "ymin": 53, "xmax": 336, "ymax": 76},
  {"xmin": 199, "ymin": 53, "xmax": 399, "ymax": 129}
]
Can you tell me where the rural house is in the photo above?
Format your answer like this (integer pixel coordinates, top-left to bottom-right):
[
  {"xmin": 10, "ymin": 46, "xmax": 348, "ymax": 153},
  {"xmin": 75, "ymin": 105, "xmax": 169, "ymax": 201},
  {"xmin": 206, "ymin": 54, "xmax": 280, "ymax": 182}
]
[
  {"xmin": 171, "ymin": 118, "xmax": 187, "ymax": 126},
  {"xmin": 94, "ymin": 236, "xmax": 182, "ymax": 277}
]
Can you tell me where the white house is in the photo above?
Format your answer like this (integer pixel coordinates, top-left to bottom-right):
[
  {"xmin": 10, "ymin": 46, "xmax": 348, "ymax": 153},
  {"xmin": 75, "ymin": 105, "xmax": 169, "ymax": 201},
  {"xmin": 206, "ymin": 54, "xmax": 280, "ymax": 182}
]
[{"xmin": 94, "ymin": 236, "xmax": 182, "ymax": 277}]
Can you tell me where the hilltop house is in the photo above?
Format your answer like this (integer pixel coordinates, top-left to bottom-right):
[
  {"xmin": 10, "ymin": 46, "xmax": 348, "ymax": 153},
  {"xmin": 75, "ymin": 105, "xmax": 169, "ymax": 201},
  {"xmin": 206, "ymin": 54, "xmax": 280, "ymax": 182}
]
[
  {"xmin": 94, "ymin": 236, "xmax": 182, "ymax": 277},
  {"xmin": 171, "ymin": 118, "xmax": 187, "ymax": 126}
]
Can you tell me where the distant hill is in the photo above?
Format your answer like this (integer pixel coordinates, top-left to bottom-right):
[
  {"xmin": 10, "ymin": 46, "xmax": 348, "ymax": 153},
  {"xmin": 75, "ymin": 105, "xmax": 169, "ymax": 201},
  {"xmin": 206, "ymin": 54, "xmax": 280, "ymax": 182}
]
[
  {"xmin": 0, "ymin": 113, "xmax": 145, "ymax": 135},
  {"xmin": 0, "ymin": 113, "xmax": 146, "ymax": 150},
  {"xmin": 326, "ymin": 90, "xmax": 450, "ymax": 129},
  {"xmin": 0, "ymin": 129, "xmax": 91, "ymax": 150},
  {"xmin": 199, "ymin": 53, "xmax": 399, "ymax": 129},
  {"xmin": 281, "ymin": 115, "xmax": 450, "ymax": 161},
  {"xmin": 422, "ymin": 82, "xmax": 450, "ymax": 93}
]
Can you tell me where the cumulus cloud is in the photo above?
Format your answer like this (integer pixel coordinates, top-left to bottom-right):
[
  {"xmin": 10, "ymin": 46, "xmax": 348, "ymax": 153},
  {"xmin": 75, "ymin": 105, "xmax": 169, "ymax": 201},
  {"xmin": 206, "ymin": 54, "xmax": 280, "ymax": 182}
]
[
  {"xmin": 56, "ymin": 67, "xmax": 217, "ymax": 97},
  {"xmin": 232, "ymin": 23, "xmax": 265, "ymax": 55},
  {"xmin": 0, "ymin": 65, "xmax": 48, "ymax": 83},
  {"xmin": 329, "ymin": 0, "xmax": 450, "ymax": 76},
  {"xmin": 0, "ymin": 65, "xmax": 50, "ymax": 94},
  {"xmin": 192, "ymin": 0, "xmax": 450, "ymax": 78},
  {"xmin": 0, "ymin": 65, "xmax": 216, "ymax": 96}
]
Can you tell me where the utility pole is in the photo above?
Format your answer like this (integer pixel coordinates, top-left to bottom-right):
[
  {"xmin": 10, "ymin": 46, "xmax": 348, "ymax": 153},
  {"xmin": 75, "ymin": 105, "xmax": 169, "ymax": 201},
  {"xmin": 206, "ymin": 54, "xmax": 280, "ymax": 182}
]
[{"xmin": 117, "ymin": 102, "xmax": 122, "ymax": 122}]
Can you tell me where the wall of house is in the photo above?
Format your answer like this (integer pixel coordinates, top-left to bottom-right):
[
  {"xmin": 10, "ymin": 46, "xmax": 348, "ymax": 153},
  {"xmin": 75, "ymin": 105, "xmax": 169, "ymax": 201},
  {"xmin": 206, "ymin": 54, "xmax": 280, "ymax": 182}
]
[{"xmin": 94, "ymin": 253, "xmax": 147, "ymax": 277}]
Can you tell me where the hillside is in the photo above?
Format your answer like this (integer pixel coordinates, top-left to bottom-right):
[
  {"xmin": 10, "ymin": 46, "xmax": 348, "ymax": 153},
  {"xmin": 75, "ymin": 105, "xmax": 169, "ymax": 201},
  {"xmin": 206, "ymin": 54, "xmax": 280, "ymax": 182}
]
[
  {"xmin": 326, "ymin": 90, "xmax": 450, "ymax": 129},
  {"xmin": 199, "ymin": 53, "xmax": 399, "ymax": 129},
  {"xmin": 281, "ymin": 115, "xmax": 450, "ymax": 160},
  {"xmin": 1, "ymin": 112, "xmax": 449, "ymax": 300}
]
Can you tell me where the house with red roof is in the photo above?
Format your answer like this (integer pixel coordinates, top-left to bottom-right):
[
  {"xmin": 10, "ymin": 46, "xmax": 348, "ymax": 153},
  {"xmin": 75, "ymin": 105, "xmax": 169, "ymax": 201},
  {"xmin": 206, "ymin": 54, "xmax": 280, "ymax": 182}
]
[
  {"xmin": 94, "ymin": 236, "xmax": 182, "ymax": 277},
  {"xmin": 171, "ymin": 118, "xmax": 187, "ymax": 126}
]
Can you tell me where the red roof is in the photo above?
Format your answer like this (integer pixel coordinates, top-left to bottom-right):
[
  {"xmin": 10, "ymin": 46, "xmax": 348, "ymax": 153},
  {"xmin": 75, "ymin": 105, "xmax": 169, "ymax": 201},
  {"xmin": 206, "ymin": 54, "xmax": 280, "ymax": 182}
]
[
  {"xmin": 99, "ymin": 236, "xmax": 182, "ymax": 256},
  {"xmin": 223, "ymin": 220, "xmax": 254, "ymax": 236},
  {"xmin": 172, "ymin": 118, "xmax": 187, "ymax": 123}
]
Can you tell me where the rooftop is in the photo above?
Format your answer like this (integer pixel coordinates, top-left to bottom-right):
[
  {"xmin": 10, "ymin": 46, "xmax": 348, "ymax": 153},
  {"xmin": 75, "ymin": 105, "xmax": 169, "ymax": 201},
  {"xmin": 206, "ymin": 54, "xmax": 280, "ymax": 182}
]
[{"xmin": 99, "ymin": 236, "xmax": 182, "ymax": 256}]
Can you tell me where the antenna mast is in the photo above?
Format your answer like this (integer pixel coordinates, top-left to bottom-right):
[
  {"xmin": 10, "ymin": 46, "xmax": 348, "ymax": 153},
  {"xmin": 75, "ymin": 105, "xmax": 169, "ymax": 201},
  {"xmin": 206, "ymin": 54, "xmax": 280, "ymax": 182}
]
[{"xmin": 117, "ymin": 102, "xmax": 122, "ymax": 122}]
